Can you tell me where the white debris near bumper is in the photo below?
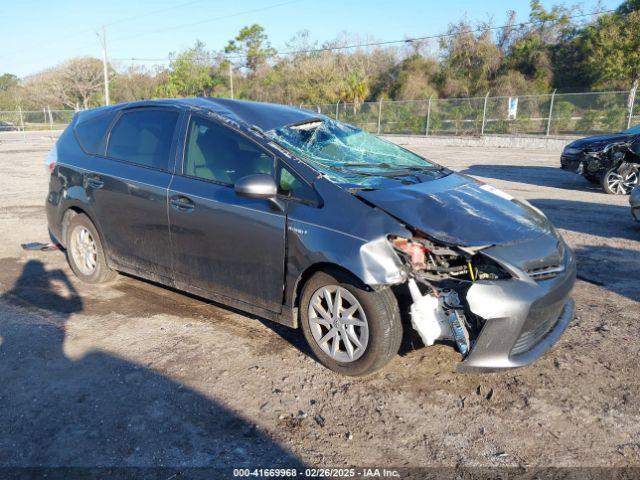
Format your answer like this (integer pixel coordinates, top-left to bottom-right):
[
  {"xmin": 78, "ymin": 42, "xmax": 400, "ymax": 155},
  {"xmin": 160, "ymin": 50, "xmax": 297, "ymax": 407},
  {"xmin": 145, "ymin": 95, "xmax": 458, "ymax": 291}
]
[{"xmin": 407, "ymin": 279, "xmax": 453, "ymax": 346}]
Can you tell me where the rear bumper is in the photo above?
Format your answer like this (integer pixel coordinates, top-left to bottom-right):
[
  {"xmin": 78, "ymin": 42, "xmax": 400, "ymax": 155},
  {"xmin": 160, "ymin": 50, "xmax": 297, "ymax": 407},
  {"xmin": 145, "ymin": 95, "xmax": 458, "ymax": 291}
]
[
  {"xmin": 458, "ymin": 244, "xmax": 576, "ymax": 373},
  {"xmin": 46, "ymin": 190, "xmax": 64, "ymax": 246}
]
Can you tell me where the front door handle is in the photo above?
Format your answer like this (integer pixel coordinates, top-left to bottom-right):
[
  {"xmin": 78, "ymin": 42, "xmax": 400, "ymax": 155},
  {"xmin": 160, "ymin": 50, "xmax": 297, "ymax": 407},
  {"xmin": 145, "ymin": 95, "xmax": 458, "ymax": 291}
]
[
  {"xmin": 170, "ymin": 195, "xmax": 195, "ymax": 212},
  {"xmin": 86, "ymin": 174, "xmax": 104, "ymax": 189}
]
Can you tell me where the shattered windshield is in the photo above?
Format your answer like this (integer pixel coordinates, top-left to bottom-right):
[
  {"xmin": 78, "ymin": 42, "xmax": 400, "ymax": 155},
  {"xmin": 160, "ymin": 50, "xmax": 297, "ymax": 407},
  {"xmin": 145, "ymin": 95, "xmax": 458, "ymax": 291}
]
[{"xmin": 267, "ymin": 118, "xmax": 443, "ymax": 188}]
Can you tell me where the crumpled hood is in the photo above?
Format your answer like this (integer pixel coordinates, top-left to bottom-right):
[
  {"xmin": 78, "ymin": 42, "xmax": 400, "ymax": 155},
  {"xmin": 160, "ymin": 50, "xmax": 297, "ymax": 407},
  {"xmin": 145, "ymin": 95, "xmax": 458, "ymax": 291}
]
[{"xmin": 357, "ymin": 173, "xmax": 554, "ymax": 247}]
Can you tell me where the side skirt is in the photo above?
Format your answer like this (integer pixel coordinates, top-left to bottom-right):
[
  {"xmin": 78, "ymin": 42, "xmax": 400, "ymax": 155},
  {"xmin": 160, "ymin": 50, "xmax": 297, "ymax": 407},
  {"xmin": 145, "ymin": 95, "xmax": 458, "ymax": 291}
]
[{"xmin": 112, "ymin": 263, "xmax": 297, "ymax": 329}]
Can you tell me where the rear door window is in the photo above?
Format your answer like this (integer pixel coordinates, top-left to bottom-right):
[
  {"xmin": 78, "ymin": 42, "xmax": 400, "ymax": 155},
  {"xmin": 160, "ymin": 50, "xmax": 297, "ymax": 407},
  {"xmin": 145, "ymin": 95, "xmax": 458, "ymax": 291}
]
[
  {"xmin": 74, "ymin": 110, "xmax": 117, "ymax": 155},
  {"xmin": 107, "ymin": 108, "xmax": 179, "ymax": 170}
]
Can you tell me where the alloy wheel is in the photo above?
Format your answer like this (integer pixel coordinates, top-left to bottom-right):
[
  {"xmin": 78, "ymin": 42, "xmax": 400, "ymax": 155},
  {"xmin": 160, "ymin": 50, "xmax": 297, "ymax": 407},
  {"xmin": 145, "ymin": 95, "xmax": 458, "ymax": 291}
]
[
  {"xmin": 607, "ymin": 169, "xmax": 638, "ymax": 195},
  {"xmin": 70, "ymin": 226, "xmax": 98, "ymax": 275},
  {"xmin": 307, "ymin": 285, "xmax": 369, "ymax": 363}
]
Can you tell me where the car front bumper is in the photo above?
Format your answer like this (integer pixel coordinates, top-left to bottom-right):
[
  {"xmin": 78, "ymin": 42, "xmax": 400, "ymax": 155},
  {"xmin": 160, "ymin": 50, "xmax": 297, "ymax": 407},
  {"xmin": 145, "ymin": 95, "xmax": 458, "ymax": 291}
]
[
  {"xmin": 560, "ymin": 154, "xmax": 582, "ymax": 173},
  {"xmin": 458, "ymin": 244, "xmax": 577, "ymax": 373}
]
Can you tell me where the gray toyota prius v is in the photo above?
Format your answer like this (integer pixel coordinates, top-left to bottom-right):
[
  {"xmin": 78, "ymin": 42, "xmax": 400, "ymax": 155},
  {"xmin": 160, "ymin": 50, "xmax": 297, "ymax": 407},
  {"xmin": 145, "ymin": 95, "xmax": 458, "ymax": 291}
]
[{"xmin": 46, "ymin": 98, "xmax": 576, "ymax": 376}]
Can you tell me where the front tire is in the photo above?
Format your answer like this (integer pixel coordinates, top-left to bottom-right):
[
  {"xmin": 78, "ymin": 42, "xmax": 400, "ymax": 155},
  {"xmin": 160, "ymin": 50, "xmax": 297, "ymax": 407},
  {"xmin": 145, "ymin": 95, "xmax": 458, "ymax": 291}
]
[
  {"xmin": 601, "ymin": 167, "xmax": 639, "ymax": 195},
  {"xmin": 300, "ymin": 269, "xmax": 402, "ymax": 376},
  {"xmin": 65, "ymin": 213, "xmax": 117, "ymax": 284}
]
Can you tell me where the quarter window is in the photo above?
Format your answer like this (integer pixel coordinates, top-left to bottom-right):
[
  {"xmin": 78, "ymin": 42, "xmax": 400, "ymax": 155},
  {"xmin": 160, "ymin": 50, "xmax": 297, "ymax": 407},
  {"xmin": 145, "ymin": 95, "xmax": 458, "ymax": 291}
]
[
  {"xmin": 184, "ymin": 116, "xmax": 274, "ymax": 185},
  {"xmin": 278, "ymin": 162, "xmax": 318, "ymax": 204},
  {"xmin": 107, "ymin": 109, "xmax": 179, "ymax": 170},
  {"xmin": 74, "ymin": 110, "xmax": 117, "ymax": 155}
]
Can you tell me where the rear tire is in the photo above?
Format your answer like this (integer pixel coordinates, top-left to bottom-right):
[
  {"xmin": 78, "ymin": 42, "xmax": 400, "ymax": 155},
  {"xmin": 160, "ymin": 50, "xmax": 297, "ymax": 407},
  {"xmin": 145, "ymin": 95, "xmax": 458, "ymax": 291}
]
[
  {"xmin": 300, "ymin": 269, "xmax": 402, "ymax": 376},
  {"xmin": 65, "ymin": 213, "xmax": 117, "ymax": 284}
]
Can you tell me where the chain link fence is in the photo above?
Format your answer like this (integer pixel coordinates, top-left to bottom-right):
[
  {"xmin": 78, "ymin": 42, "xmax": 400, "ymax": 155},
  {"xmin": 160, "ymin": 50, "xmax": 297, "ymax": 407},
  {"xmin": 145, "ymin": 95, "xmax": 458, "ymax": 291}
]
[
  {"xmin": 0, "ymin": 109, "xmax": 75, "ymax": 133},
  {"xmin": 304, "ymin": 89, "xmax": 640, "ymax": 137},
  {"xmin": 2, "ymin": 89, "xmax": 638, "ymax": 138}
]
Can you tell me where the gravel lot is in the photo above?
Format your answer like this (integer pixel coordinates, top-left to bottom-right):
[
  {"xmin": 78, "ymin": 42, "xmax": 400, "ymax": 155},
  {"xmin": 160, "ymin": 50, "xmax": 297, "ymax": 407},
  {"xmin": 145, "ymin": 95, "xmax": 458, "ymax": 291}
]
[{"xmin": 1, "ymin": 131, "xmax": 638, "ymax": 473}]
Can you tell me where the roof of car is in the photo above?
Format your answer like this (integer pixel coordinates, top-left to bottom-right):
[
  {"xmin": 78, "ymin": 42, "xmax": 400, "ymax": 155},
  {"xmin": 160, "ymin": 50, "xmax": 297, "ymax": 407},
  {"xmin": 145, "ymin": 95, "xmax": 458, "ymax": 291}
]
[{"xmin": 117, "ymin": 97, "xmax": 322, "ymax": 132}]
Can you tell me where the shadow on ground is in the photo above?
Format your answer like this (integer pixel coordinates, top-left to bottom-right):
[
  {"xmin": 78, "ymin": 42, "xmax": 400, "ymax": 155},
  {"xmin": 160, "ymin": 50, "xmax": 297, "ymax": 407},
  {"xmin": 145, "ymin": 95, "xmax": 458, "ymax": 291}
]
[
  {"xmin": 0, "ymin": 260, "xmax": 304, "ymax": 474},
  {"xmin": 461, "ymin": 164, "xmax": 600, "ymax": 191},
  {"xmin": 530, "ymin": 198, "xmax": 639, "ymax": 242},
  {"xmin": 572, "ymin": 246, "xmax": 640, "ymax": 303}
]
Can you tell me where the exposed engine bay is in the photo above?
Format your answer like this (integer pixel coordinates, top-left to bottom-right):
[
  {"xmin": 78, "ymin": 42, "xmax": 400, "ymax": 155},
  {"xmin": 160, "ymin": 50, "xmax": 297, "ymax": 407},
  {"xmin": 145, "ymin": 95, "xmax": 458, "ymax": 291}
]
[{"xmin": 390, "ymin": 235, "xmax": 511, "ymax": 357}]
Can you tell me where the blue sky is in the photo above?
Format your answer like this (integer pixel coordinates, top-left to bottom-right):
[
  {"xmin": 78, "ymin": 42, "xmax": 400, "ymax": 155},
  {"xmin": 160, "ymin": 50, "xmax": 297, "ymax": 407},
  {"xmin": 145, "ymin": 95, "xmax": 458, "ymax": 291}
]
[{"xmin": 0, "ymin": 0, "xmax": 620, "ymax": 77}]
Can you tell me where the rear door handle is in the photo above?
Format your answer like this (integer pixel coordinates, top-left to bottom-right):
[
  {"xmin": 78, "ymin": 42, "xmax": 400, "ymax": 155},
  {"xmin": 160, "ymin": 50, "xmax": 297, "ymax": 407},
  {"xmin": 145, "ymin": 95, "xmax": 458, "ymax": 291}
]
[
  {"xmin": 86, "ymin": 174, "xmax": 104, "ymax": 189},
  {"xmin": 170, "ymin": 195, "xmax": 195, "ymax": 212}
]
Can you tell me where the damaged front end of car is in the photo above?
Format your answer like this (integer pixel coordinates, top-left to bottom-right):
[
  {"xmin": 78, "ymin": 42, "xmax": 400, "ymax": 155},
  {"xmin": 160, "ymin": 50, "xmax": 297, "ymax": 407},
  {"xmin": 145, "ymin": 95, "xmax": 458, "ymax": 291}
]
[
  {"xmin": 378, "ymin": 230, "xmax": 576, "ymax": 372},
  {"xmin": 267, "ymin": 115, "xmax": 576, "ymax": 372}
]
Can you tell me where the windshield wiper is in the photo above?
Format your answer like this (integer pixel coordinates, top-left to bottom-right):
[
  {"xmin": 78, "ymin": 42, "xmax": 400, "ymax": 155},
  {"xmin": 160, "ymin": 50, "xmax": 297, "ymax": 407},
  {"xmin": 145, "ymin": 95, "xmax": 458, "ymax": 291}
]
[
  {"xmin": 343, "ymin": 162, "xmax": 393, "ymax": 168},
  {"xmin": 402, "ymin": 165, "xmax": 443, "ymax": 172},
  {"xmin": 343, "ymin": 162, "xmax": 441, "ymax": 172},
  {"xmin": 337, "ymin": 167, "xmax": 420, "ymax": 178}
]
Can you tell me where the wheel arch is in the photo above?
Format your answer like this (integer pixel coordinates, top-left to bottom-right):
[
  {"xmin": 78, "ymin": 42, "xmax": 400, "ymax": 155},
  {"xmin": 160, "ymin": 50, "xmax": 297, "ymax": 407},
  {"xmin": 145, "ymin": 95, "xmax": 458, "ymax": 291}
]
[
  {"xmin": 60, "ymin": 206, "xmax": 110, "ymax": 264},
  {"xmin": 290, "ymin": 262, "xmax": 372, "ymax": 328}
]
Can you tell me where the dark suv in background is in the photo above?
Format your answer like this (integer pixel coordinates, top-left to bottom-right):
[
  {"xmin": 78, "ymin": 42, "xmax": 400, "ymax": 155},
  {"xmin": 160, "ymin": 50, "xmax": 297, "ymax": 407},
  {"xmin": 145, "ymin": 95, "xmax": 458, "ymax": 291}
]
[
  {"xmin": 561, "ymin": 124, "xmax": 640, "ymax": 193},
  {"xmin": 46, "ymin": 98, "xmax": 576, "ymax": 376}
]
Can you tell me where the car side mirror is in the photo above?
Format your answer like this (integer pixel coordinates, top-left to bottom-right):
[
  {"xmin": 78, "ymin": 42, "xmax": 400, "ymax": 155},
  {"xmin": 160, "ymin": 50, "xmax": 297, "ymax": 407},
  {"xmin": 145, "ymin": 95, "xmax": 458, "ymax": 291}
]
[{"xmin": 234, "ymin": 174, "xmax": 278, "ymax": 200}]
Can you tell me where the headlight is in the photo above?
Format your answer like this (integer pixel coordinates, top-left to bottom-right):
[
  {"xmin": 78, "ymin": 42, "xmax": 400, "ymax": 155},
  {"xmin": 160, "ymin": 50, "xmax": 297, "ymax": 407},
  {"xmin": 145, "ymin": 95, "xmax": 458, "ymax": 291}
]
[{"xmin": 563, "ymin": 147, "xmax": 581, "ymax": 155}]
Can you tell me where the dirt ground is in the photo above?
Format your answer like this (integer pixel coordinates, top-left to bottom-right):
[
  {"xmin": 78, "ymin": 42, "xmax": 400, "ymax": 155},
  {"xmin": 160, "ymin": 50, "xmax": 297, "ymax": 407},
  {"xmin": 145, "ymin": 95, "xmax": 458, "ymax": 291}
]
[{"xmin": 0, "ymin": 131, "xmax": 638, "ymax": 473}]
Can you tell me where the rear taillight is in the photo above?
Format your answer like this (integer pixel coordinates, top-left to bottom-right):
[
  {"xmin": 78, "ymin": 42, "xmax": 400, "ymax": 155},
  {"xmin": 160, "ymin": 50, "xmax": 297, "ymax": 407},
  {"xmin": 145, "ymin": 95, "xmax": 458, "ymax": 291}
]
[{"xmin": 45, "ymin": 144, "xmax": 57, "ymax": 174}]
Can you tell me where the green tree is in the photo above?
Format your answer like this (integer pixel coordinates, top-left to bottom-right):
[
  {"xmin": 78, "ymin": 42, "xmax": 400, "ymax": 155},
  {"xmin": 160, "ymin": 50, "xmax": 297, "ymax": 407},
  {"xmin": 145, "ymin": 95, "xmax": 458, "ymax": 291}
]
[
  {"xmin": 579, "ymin": 2, "xmax": 640, "ymax": 88},
  {"xmin": 340, "ymin": 69, "xmax": 370, "ymax": 112},
  {"xmin": 438, "ymin": 21, "xmax": 502, "ymax": 96},
  {"xmin": 225, "ymin": 24, "xmax": 276, "ymax": 76},
  {"xmin": 161, "ymin": 41, "xmax": 216, "ymax": 97},
  {"xmin": 388, "ymin": 53, "xmax": 438, "ymax": 100},
  {"xmin": 0, "ymin": 74, "xmax": 19, "ymax": 92},
  {"xmin": 0, "ymin": 73, "xmax": 21, "ymax": 109},
  {"xmin": 502, "ymin": 1, "xmax": 575, "ymax": 92},
  {"xmin": 111, "ymin": 65, "xmax": 165, "ymax": 103}
]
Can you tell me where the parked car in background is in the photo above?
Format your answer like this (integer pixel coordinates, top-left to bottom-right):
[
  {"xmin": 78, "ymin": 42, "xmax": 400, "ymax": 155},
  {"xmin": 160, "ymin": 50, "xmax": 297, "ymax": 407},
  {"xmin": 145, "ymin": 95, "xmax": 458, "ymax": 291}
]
[
  {"xmin": 46, "ymin": 98, "xmax": 576, "ymax": 376},
  {"xmin": 0, "ymin": 120, "xmax": 18, "ymax": 131},
  {"xmin": 561, "ymin": 125, "xmax": 640, "ymax": 194},
  {"xmin": 631, "ymin": 185, "xmax": 640, "ymax": 222}
]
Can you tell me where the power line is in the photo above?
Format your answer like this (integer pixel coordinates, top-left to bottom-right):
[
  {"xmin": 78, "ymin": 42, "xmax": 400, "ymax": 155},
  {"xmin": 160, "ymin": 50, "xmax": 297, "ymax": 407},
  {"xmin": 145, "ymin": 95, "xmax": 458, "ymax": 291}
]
[
  {"xmin": 108, "ymin": 0, "xmax": 305, "ymax": 45},
  {"xmin": 0, "ymin": 0, "xmax": 211, "ymax": 61},
  {"xmin": 12, "ymin": 0, "xmax": 306, "ymax": 73},
  {"xmin": 112, "ymin": 7, "xmax": 619, "ymax": 64},
  {"xmin": 272, "ymin": 8, "xmax": 618, "ymax": 56},
  {"xmin": 103, "ymin": 0, "xmax": 209, "ymax": 28}
]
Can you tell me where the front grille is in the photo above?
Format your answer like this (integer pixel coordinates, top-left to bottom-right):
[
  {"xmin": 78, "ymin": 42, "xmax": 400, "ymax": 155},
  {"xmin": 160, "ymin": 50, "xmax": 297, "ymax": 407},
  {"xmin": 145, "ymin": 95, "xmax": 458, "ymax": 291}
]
[
  {"xmin": 511, "ymin": 315, "xmax": 558, "ymax": 355},
  {"xmin": 525, "ymin": 240, "xmax": 565, "ymax": 281},
  {"xmin": 526, "ymin": 264, "xmax": 564, "ymax": 281}
]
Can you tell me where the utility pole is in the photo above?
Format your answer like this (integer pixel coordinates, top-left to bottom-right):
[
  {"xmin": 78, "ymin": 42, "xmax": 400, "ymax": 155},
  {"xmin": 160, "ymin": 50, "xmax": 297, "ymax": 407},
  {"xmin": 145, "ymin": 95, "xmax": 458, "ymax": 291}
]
[
  {"xmin": 481, "ymin": 91, "xmax": 490, "ymax": 136},
  {"xmin": 546, "ymin": 89, "xmax": 557, "ymax": 137},
  {"xmin": 627, "ymin": 79, "xmax": 638, "ymax": 129},
  {"xmin": 18, "ymin": 106, "xmax": 25, "ymax": 142},
  {"xmin": 425, "ymin": 96, "xmax": 433, "ymax": 136},
  {"xmin": 228, "ymin": 62, "xmax": 234, "ymax": 99},
  {"xmin": 98, "ymin": 26, "xmax": 110, "ymax": 106}
]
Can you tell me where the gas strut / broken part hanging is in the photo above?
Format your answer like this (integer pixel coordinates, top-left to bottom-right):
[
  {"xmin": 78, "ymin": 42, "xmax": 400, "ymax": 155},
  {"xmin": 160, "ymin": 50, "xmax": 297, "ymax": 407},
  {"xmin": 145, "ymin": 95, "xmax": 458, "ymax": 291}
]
[
  {"xmin": 441, "ymin": 290, "xmax": 471, "ymax": 356},
  {"xmin": 21, "ymin": 242, "xmax": 61, "ymax": 252}
]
